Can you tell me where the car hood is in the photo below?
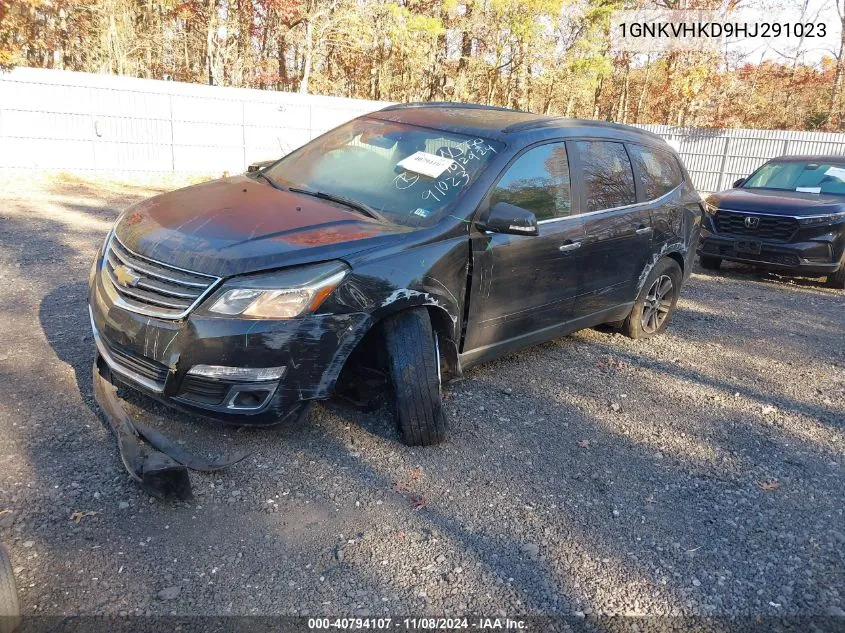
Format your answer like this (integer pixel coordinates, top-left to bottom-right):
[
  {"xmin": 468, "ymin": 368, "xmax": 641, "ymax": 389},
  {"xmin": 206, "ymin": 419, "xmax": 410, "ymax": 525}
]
[
  {"xmin": 710, "ymin": 188, "xmax": 845, "ymax": 216},
  {"xmin": 114, "ymin": 175, "xmax": 411, "ymax": 277}
]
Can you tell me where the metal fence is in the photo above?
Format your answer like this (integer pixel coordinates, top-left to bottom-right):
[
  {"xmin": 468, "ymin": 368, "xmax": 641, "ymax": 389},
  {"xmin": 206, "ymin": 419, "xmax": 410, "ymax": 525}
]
[
  {"xmin": 0, "ymin": 67, "xmax": 391, "ymax": 176},
  {"xmin": 637, "ymin": 124, "xmax": 845, "ymax": 193},
  {"xmin": 3, "ymin": 67, "xmax": 845, "ymax": 193}
]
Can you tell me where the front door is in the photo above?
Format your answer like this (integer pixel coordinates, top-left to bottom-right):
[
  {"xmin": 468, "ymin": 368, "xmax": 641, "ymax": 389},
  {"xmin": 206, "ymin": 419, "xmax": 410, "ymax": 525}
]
[{"xmin": 463, "ymin": 141, "xmax": 586, "ymax": 354}]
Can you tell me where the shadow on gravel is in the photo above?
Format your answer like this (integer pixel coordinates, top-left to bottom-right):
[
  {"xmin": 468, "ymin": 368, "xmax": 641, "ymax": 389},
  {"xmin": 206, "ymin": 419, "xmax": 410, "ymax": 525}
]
[
  {"xmin": 30, "ymin": 266, "xmax": 844, "ymax": 618},
  {"xmin": 582, "ymin": 338, "xmax": 842, "ymax": 432},
  {"xmin": 38, "ymin": 282, "xmax": 98, "ymax": 418},
  {"xmin": 6, "ymin": 180, "xmax": 843, "ymax": 617}
]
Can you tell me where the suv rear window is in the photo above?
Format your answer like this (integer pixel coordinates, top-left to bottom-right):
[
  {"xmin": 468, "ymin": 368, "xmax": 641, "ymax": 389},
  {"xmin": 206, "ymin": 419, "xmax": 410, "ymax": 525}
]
[
  {"xmin": 628, "ymin": 144, "xmax": 683, "ymax": 201},
  {"xmin": 576, "ymin": 141, "xmax": 636, "ymax": 212}
]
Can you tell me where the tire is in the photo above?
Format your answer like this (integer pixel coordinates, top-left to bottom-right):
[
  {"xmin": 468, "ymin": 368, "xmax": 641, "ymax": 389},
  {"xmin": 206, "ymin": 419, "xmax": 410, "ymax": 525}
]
[
  {"xmin": 699, "ymin": 255, "xmax": 722, "ymax": 270},
  {"xmin": 622, "ymin": 258, "xmax": 683, "ymax": 340},
  {"xmin": 826, "ymin": 260, "xmax": 845, "ymax": 289},
  {"xmin": 382, "ymin": 308, "xmax": 447, "ymax": 446},
  {"xmin": 0, "ymin": 545, "xmax": 20, "ymax": 633}
]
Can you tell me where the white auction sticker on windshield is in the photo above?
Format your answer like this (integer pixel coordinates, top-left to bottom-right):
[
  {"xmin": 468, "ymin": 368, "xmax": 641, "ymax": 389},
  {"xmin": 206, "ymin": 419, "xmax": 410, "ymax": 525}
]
[
  {"xmin": 825, "ymin": 166, "xmax": 845, "ymax": 180},
  {"xmin": 398, "ymin": 151, "xmax": 455, "ymax": 179},
  {"xmin": 796, "ymin": 186, "xmax": 821, "ymax": 194}
]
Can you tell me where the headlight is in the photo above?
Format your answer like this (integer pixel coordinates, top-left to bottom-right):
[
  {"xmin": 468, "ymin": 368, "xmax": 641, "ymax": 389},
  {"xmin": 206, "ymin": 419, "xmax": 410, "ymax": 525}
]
[
  {"xmin": 206, "ymin": 261, "xmax": 349, "ymax": 319},
  {"xmin": 797, "ymin": 211, "xmax": 845, "ymax": 226}
]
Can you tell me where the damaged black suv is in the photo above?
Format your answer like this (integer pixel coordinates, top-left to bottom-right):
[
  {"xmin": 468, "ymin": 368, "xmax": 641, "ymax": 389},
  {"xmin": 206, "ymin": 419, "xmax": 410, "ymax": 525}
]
[{"xmin": 88, "ymin": 103, "xmax": 701, "ymax": 446}]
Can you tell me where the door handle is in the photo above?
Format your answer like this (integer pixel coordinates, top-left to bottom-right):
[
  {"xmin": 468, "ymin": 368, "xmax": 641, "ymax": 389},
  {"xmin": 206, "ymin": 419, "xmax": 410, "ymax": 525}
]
[
  {"xmin": 558, "ymin": 241, "xmax": 582, "ymax": 252},
  {"xmin": 635, "ymin": 226, "xmax": 653, "ymax": 235}
]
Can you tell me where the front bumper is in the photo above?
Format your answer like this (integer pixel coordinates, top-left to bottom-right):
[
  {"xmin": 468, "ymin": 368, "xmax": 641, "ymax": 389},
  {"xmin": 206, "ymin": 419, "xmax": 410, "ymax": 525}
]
[
  {"xmin": 88, "ymin": 255, "xmax": 371, "ymax": 424},
  {"xmin": 697, "ymin": 227, "xmax": 842, "ymax": 275}
]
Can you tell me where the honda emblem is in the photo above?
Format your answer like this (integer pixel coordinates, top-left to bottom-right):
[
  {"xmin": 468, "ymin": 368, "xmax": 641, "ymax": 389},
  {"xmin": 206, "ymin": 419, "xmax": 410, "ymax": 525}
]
[{"xmin": 744, "ymin": 216, "xmax": 760, "ymax": 229}]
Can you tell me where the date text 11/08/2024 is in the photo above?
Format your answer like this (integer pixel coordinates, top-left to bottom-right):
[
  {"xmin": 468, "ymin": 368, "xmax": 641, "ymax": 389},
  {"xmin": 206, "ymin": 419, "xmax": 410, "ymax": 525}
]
[{"xmin": 308, "ymin": 617, "xmax": 527, "ymax": 630}]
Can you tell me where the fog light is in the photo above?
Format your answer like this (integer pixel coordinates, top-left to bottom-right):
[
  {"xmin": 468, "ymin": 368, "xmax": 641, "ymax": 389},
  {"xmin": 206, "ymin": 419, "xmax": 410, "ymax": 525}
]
[
  {"xmin": 187, "ymin": 365, "xmax": 286, "ymax": 381},
  {"xmin": 230, "ymin": 390, "xmax": 271, "ymax": 408}
]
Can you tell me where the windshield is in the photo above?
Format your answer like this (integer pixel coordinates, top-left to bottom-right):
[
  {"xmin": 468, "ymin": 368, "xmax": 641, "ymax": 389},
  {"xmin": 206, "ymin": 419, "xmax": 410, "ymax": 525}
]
[
  {"xmin": 743, "ymin": 160, "xmax": 845, "ymax": 195},
  {"xmin": 264, "ymin": 117, "xmax": 503, "ymax": 226}
]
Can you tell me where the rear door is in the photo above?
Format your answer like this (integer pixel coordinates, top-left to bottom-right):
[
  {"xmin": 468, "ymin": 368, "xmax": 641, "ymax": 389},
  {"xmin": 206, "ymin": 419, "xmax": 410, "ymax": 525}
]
[
  {"xmin": 626, "ymin": 142, "xmax": 687, "ymax": 249},
  {"xmin": 571, "ymin": 140, "xmax": 653, "ymax": 317},
  {"xmin": 463, "ymin": 141, "xmax": 586, "ymax": 353}
]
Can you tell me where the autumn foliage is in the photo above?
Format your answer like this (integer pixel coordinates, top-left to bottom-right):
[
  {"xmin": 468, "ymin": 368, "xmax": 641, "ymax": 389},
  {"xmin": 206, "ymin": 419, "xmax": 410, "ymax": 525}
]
[{"xmin": 1, "ymin": 0, "xmax": 843, "ymax": 131}]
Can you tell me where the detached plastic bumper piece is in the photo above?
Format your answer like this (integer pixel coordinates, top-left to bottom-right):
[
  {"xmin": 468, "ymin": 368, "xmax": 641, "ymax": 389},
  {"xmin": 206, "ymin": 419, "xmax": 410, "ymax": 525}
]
[{"xmin": 92, "ymin": 357, "xmax": 248, "ymax": 500}]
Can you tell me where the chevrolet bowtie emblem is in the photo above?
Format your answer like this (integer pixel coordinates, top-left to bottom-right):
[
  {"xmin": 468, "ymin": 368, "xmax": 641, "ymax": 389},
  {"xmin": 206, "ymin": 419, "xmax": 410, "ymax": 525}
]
[{"xmin": 114, "ymin": 265, "xmax": 142, "ymax": 288}]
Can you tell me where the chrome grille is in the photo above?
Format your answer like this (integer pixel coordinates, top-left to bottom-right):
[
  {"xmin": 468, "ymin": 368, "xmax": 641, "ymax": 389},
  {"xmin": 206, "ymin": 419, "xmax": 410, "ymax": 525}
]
[
  {"xmin": 103, "ymin": 235, "xmax": 220, "ymax": 319},
  {"xmin": 714, "ymin": 211, "xmax": 797, "ymax": 242},
  {"xmin": 105, "ymin": 337, "xmax": 170, "ymax": 386}
]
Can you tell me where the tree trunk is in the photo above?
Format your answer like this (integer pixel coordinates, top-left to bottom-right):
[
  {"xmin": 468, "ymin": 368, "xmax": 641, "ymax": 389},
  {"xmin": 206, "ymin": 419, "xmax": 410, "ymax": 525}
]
[
  {"xmin": 592, "ymin": 75, "xmax": 604, "ymax": 119},
  {"xmin": 299, "ymin": 19, "xmax": 313, "ymax": 93},
  {"xmin": 565, "ymin": 93, "xmax": 575, "ymax": 117},
  {"xmin": 278, "ymin": 34, "xmax": 287, "ymax": 90},
  {"xmin": 635, "ymin": 55, "xmax": 651, "ymax": 123},
  {"xmin": 827, "ymin": 3, "xmax": 845, "ymax": 129},
  {"xmin": 619, "ymin": 59, "xmax": 630, "ymax": 123},
  {"xmin": 663, "ymin": 52, "xmax": 677, "ymax": 125},
  {"xmin": 205, "ymin": 0, "xmax": 216, "ymax": 85}
]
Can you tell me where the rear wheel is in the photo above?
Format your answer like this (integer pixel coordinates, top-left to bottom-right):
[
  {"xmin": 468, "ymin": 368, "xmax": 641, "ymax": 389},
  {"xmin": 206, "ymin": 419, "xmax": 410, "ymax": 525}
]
[
  {"xmin": 383, "ymin": 308, "xmax": 448, "ymax": 446},
  {"xmin": 622, "ymin": 258, "xmax": 683, "ymax": 340},
  {"xmin": 0, "ymin": 545, "xmax": 20, "ymax": 633},
  {"xmin": 699, "ymin": 255, "xmax": 722, "ymax": 270}
]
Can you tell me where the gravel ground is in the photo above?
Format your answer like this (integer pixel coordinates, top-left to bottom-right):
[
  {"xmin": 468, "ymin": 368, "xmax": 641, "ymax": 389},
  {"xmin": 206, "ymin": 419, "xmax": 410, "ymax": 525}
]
[{"xmin": 0, "ymin": 173, "xmax": 843, "ymax": 621}]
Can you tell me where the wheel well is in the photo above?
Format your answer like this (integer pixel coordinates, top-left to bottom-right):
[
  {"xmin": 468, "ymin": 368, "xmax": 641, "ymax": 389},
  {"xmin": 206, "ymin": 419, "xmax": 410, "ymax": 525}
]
[
  {"xmin": 335, "ymin": 305, "xmax": 459, "ymax": 394},
  {"xmin": 425, "ymin": 305, "xmax": 460, "ymax": 378},
  {"xmin": 666, "ymin": 251, "xmax": 684, "ymax": 273}
]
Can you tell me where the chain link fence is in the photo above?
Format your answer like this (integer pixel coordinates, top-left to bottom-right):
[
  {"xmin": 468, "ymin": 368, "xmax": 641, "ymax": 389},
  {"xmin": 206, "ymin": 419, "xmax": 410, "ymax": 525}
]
[{"xmin": 3, "ymin": 67, "xmax": 845, "ymax": 192}]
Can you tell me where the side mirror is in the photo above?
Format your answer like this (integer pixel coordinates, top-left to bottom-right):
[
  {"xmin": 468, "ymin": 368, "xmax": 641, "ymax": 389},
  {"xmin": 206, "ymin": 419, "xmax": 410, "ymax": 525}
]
[
  {"xmin": 478, "ymin": 201, "xmax": 539, "ymax": 236},
  {"xmin": 732, "ymin": 177, "xmax": 746, "ymax": 188}
]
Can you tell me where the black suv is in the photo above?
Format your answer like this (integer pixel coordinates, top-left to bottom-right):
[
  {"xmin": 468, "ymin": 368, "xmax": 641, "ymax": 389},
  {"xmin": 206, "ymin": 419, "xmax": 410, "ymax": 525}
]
[
  {"xmin": 88, "ymin": 103, "xmax": 701, "ymax": 446},
  {"xmin": 698, "ymin": 155, "xmax": 845, "ymax": 288}
]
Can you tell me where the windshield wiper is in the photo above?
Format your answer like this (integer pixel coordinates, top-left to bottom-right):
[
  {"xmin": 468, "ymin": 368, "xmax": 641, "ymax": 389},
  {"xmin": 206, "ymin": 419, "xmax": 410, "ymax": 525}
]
[
  {"xmin": 289, "ymin": 187, "xmax": 387, "ymax": 223},
  {"xmin": 254, "ymin": 171, "xmax": 285, "ymax": 191}
]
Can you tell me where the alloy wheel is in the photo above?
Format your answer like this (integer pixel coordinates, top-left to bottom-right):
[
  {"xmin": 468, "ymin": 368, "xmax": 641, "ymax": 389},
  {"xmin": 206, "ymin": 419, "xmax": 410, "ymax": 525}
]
[{"xmin": 641, "ymin": 274, "xmax": 674, "ymax": 334}]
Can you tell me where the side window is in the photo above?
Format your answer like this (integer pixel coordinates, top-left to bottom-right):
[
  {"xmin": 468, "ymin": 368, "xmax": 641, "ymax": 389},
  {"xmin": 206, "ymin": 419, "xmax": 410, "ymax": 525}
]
[
  {"xmin": 575, "ymin": 141, "xmax": 636, "ymax": 212},
  {"xmin": 489, "ymin": 143, "xmax": 571, "ymax": 221},
  {"xmin": 628, "ymin": 144, "xmax": 683, "ymax": 201}
]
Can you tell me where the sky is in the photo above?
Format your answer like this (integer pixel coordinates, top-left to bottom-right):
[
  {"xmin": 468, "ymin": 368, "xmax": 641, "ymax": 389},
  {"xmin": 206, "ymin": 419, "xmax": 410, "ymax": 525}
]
[{"xmin": 730, "ymin": 0, "xmax": 841, "ymax": 64}]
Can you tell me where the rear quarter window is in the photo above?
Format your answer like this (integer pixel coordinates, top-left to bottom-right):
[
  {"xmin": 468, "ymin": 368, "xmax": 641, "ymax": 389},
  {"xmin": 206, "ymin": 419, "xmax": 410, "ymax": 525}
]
[{"xmin": 628, "ymin": 144, "xmax": 683, "ymax": 201}]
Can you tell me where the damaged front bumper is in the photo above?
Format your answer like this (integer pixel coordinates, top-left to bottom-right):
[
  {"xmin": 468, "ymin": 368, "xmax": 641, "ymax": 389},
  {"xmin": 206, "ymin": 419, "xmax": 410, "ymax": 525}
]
[
  {"xmin": 92, "ymin": 358, "xmax": 250, "ymax": 499},
  {"xmin": 88, "ymin": 259, "xmax": 371, "ymax": 425}
]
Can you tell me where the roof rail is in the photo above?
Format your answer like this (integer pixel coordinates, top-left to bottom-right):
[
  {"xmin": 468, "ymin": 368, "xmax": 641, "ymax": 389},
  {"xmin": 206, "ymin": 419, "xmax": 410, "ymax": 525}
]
[
  {"xmin": 379, "ymin": 102, "xmax": 527, "ymax": 113},
  {"xmin": 503, "ymin": 117, "xmax": 665, "ymax": 140}
]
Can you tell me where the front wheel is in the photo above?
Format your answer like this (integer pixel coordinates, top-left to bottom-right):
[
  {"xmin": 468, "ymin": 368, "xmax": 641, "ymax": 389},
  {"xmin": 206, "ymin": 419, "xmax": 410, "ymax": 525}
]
[
  {"xmin": 383, "ymin": 308, "xmax": 448, "ymax": 446},
  {"xmin": 622, "ymin": 258, "xmax": 683, "ymax": 340},
  {"xmin": 826, "ymin": 258, "xmax": 845, "ymax": 289}
]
